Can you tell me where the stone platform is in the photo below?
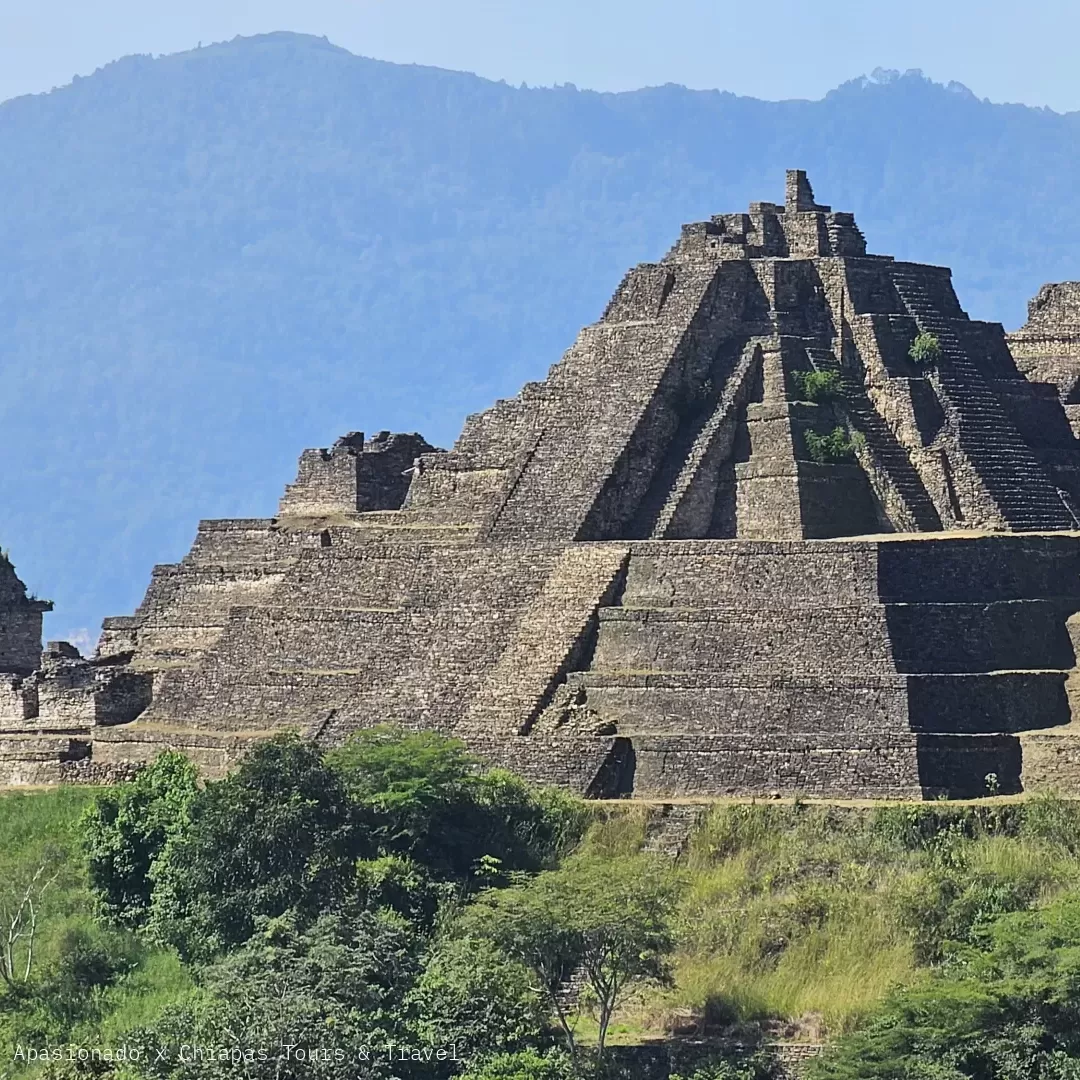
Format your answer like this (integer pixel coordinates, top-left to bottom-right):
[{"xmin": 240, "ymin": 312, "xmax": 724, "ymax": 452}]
[
  {"xmin": 85, "ymin": 531, "xmax": 1080, "ymax": 800},
  {"xmin": 7, "ymin": 171, "xmax": 1080, "ymax": 798}
]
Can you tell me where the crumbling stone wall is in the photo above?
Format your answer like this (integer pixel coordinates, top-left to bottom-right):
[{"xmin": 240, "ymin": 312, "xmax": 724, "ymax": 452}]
[
  {"xmin": 0, "ymin": 562, "xmax": 152, "ymax": 784},
  {"xmin": 0, "ymin": 555, "xmax": 52, "ymax": 676},
  {"xmin": 1009, "ymin": 282, "xmax": 1080, "ymax": 440},
  {"xmin": 279, "ymin": 431, "xmax": 437, "ymax": 517}
]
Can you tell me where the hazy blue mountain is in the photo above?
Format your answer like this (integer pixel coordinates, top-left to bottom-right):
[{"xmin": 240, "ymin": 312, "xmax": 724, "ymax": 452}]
[{"xmin": 2, "ymin": 32, "xmax": 1080, "ymax": 642}]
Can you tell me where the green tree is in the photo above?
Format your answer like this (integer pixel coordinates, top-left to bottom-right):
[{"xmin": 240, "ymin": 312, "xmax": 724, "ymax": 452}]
[
  {"xmin": 328, "ymin": 729, "xmax": 587, "ymax": 885},
  {"xmin": 410, "ymin": 934, "xmax": 549, "ymax": 1065},
  {"xmin": 82, "ymin": 751, "xmax": 199, "ymax": 926},
  {"xmin": 327, "ymin": 727, "xmax": 478, "ymax": 873},
  {"xmin": 461, "ymin": 855, "xmax": 679, "ymax": 1066},
  {"xmin": 457, "ymin": 1049, "xmax": 577, "ymax": 1080},
  {"xmin": 128, "ymin": 911, "xmax": 420, "ymax": 1080},
  {"xmin": 353, "ymin": 854, "xmax": 455, "ymax": 927},
  {"xmin": 148, "ymin": 735, "xmax": 357, "ymax": 960},
  {"xmin": 466, "ymin": 771, "xmax": 590, "ymax": 880}
]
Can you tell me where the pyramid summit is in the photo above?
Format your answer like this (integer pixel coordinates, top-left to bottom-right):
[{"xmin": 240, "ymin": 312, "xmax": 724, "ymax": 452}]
[{"xmin": 6, "ymin": 170, "xmax": 1080, "ymax": 798}]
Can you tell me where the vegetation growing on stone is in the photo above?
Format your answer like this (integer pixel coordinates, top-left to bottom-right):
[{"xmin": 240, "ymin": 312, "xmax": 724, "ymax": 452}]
[
  {"xmin": 909, "ymin": 331, "xmax": 943, "ymax": 366},
  {"xmin": 792, "ymin": 370, "xmax": 843, "ymax": 404},
  {"xmin": 804, "ymin": 426, "xmax": 858, "ymax": 464}
]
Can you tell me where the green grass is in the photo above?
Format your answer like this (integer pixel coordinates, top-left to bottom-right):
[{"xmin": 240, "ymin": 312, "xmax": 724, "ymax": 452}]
[
  {"xmin": 577, "ymin": 805, "xmax": 650, "ymax": 858},
  {"xmin": 593, "ymin": 799, "xmax": 1080, "ymax": 1041},
  {"xmin": 8, "ymin": 786, "xmax": 1080, "ymax": 1064},
  {"xmin": 0, "ymin": 787, "xmax": 98, "ymax": 980},
  {"xmin": 86, "ymin": 948, "xmax": 193, "ymax": 1044},
  {"xmin": 0, "ymin": 786, "xmax": 96, "ymax": 859},
  {"xmin": 0, "ymin": 788, "xmax": 191, "ymax": 1079}
]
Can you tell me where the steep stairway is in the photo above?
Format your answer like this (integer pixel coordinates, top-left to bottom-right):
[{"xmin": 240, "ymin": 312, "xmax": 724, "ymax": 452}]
[
  {"xmin": 626, "ymin": 340, "xmax": 749, "ymax": 539},
  {"xmin": 458, "ymin": 544, "xmax": 630, "ymax": 736},
  {"xmin": 891, "ymin": 268, "xmax": 1074, "ymax": 530},
  {"xmin": 803, "ymin": 344, "xmax": 942, "ymax": 531},
  {"xmin": 647, "ymin": 344, "xmax": 761, "ymax": 538}
]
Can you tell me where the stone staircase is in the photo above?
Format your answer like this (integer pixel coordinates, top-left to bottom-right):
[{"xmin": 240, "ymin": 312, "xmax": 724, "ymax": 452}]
[
  {"xmin": 891, "ymin": 268, "xmax": 1074, "ymax": 530},
  {"xmin": 478, "ymin": 429, "xmax": 544, "ymax": 539},
  {"xmin": 642, "ymin": 802, "xmax": 710, "ymax": 860},
  {"xmin": 647, "ymin": 344, "xmax": 761, "ymax": 538},
  {"xmin": 458, "ymin": 545, "xmax": 630, "ymax": 735},
  {"xmin": 555, "ymin": 965, "xmax": 590, "ymax": 1013},
  {"xmin": 803, "ymin": 344, "xmax": 942, "ymax": 530},
  {"xmin": 625, "ymin": 341, "xmax": 747, "ymax": 539}
]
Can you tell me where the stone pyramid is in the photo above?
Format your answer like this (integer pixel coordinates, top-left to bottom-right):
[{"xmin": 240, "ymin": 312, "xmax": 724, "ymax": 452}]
[{"xmin": 7, "ymin": 171, "xmax": 1080, "ymax": 798}]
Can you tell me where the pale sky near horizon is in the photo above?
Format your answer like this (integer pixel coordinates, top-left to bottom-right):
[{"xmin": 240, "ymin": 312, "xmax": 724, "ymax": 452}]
[{"xmin": 2, "ymin": 0, "xmax": 1079, "ymax": 112}]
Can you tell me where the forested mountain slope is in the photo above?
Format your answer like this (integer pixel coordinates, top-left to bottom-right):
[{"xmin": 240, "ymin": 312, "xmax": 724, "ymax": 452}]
[{"xmin": 2, "ymin": 31, "xmax": 1079, "ymax": 638}]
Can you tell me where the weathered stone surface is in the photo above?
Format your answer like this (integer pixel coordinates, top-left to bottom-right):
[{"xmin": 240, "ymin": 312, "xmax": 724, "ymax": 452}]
[
  {"xmin": 9, "ymin": 171, "xmax": 1080, "ymax": 798},
  {"xmin": 0, "ymin": 554, "xmax": 51, "ymax": 676},
  {"xmin": 1009, "ymin": 282, "xmax": 1080, "ymax": 447},
  {"xmin": 279, "ymin": 431, "xmax": 437, "ymax": 517},
  {"xmin": 609, "ymin": 1039, "xmax": 822, "ymax": 1080}
]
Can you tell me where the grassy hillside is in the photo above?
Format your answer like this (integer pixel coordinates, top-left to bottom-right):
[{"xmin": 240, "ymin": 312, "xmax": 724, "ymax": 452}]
[
  {"xmin": 7, "ymin": 759, "xmax": 1080, "ymax": 1079},
  {"xmin": 584, "ymin": 800, "xmax": 1080, "ymax": 1042},
  {"xmin": 2, "ymin": 33, "xmax": 1080, "ymax": 640},
  {"xmin": 0, "ymin": 788, "xmax": 191, "ymax": 1076}
]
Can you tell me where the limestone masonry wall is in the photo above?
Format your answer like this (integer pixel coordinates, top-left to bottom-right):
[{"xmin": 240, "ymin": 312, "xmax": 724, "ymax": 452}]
[
  {"xmin": 1010, "ymin": 282, "xmax": 1080, "ymax": 440},
  {"xmin": 8, "ymin": 172, "xmax": 1080, "ymax": 798}
]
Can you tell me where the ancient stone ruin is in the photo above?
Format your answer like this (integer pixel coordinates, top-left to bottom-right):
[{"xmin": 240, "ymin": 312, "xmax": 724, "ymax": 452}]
[
  {"xmin": 7, "ymin": 171, "xmax": 1080, "ymax": 798},
  {"xmin": 1009, "ymin": 282, "xmax": 1080, "ymax": 438},
  {"xmin": 0, "ymin": 554, "xmax": 149, "ymax": 783}
]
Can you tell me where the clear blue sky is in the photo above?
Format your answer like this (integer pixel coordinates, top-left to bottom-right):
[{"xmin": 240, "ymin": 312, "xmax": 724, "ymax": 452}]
[{"xmin": 3, "ymin": 0, "xmax": 1079, "ymax": 110}]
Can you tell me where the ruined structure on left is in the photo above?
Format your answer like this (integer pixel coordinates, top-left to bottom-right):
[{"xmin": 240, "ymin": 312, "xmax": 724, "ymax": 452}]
[{"xmin": 0, "ymin": 554, "xmax": 150, "ymax": 784}]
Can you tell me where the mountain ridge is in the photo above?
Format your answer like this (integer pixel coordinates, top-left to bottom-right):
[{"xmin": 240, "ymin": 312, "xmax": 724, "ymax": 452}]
[
  {"xmin": 1, "ymin": 31, "xmax": 1079, "ymax": 641},
  {"xmin": 6, "ymin": 34, "xmax": 1073, "ymax": 113}
]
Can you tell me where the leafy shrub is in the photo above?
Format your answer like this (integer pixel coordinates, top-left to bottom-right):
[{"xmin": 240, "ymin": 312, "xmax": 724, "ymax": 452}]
[
  {"xmin": 39, "ymin": 925, "xmax": 140, "ymax": 1021},
  {"xmin": 792, "ymin": 370, "xmax": 843, "ymax": 403},
  {"xmin": 457, "ymin": 1049, "xmax": 577, "ymax": 1080},
  {"xmin": 353, "ymin": 854, "xmax": 454, "ymax": 926},
  {"xmin": 909, "ymin": 331, "xmax": 942, "ymax": 367},
  {"xmin": 673, "ymin": 1051, "xmax": 779, "ymax": 1080},
  {"xmin": 466, "ymin": 769, "xmax": 591, "ymax": 876},
  {"xmin": 889, "ymin": 865, "xmax": 1042, "ymax": 966},
  {"xmin": 127, "ymin": 911, "xmax": 420, "ymax": 1080},
  {"xmin": 870, "ymin": 804, "xmax": 972, "ymax": 853},
  {"xmin": 810, "ymin": 894, "xmax": 1080, "ymax": 1080},
  {"xmin": 148, "ymin": 735, "xmax": 358, "ymax": 961},
  {"xmin": 82, "ymin": 751, "xmax": 199, "ymax": 927},
  {"xmin": 1019, "ymin": 791, "xmax": 1080, "ymax": 853},
  {"xmin": 410, "ymin": 934, "xmax": 549, "ymax": 1063},
  {"xmin": 804, "ymin": 426, "xmax": 858, "ymax": 464}
]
